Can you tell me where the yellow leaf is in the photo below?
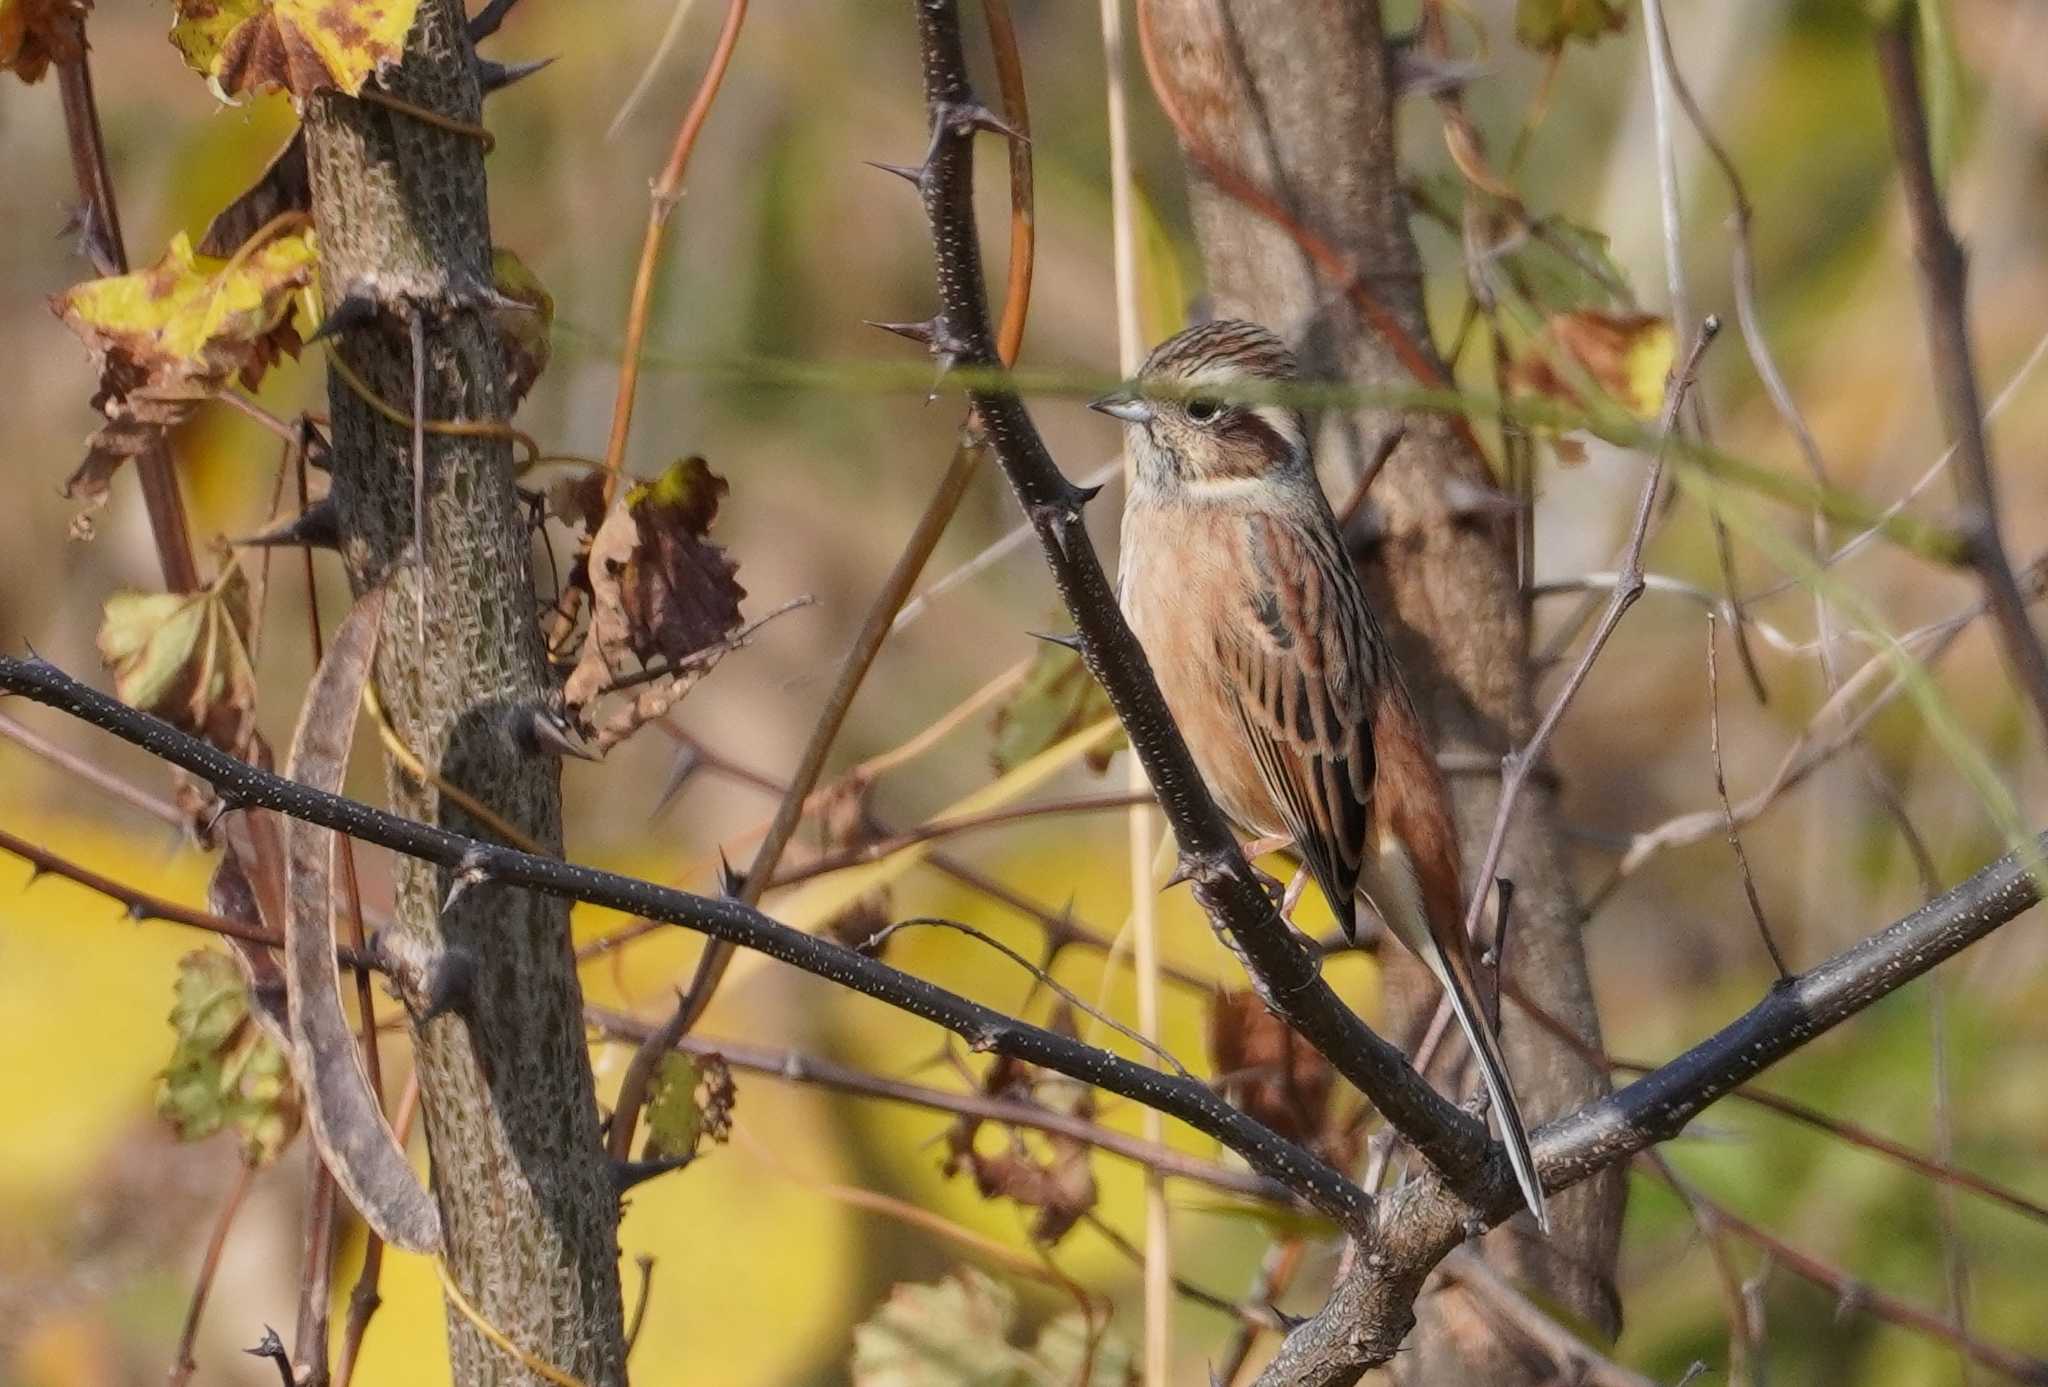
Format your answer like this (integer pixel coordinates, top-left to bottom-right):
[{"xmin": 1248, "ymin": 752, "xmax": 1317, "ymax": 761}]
[
  {"xmin": 1508, "ymin": 310, "xmax": 1674, "ymax": 421},
  {"xmin": 1514, "ymin": 0, "xmax": 1627, "ymax": 52},
  {"xmin": 52, "ymin": 229, "xmax": 314, "ymax": 536},
  {"xmin": 170, "ymin": 0, "xmax": 422, "ymax": 101}
]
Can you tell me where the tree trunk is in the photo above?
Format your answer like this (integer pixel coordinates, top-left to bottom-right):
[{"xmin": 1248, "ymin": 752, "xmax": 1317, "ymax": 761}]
[
  {"xmin": 1144, "ymin": 1, "xmax": 1625, "ymax": 1376},
  {"xmin": 302, "ymin": 3, "xmax": 627, "ymax": 1382}
]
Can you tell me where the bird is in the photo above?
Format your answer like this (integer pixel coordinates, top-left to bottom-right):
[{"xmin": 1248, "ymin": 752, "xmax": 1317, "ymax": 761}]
[{"xmin": 1095, "ymin": 318, "xmax": 1547, "ymax": 1231}]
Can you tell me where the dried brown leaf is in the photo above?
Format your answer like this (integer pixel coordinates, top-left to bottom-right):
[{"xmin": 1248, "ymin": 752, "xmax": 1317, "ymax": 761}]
[
  {"xmin": 1508, "ymin": 309, "xmax": 1675, "ymax": 421},
  {"xmin": 943, "ymin": 1034, "xmax": 1097, "ymax": 1245},
  {"xmin": 0, "ymin": 0, "xmax": 87, "ymax": 83},
  {"xmin": 563, "ymin": 457, "xmax": 747, "ymax": 746},
  {"xmin": 1208, "ymin": 989, "xmax": 1337, "ymax": 1152}
]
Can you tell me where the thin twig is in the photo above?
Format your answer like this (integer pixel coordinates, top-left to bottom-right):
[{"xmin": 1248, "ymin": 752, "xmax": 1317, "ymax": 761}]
[
  {"xmin": 624, "ymin": 1255, "xmax": 656, "ymax": 1359},
  {"xmin": 2, "ymin": 652, "xmax": 1370, "ymax": 1227},
  {"xmin": 167, "ymin": 1160, "xmax": 258, "ymax": 1387},
  {"xmin": 598, "ymin": 0, "xmax": 748, "ymax": 502},
  {"xmin": 607, "ymin": 34, "xmax": 1036, "ymax": 1156},
  {"xmin": 0, "ymin": 709, "xmax": 184, "ymax": 827},
  {"xmin": 1706, "ymin": 615, "xmax": 1787, "ymax": 977},
  {"xmin": 1458, "ymin": 318, "xmax": 1720, "ymax": 955},
  {"xmin": 584, "ymin": 1008, "xmax": 1296, "ymax": 1204},
  {"xmin": 54, "ymin": 10, "xmax": 199, "ymax": 593},
  {"xmin": 1439, "ymin": 1247, "xmax": 1662, "ymax": 1387},
  {"xmin": 1875, "ymin": 12, "xmax": 2048, "ymax": 742}
]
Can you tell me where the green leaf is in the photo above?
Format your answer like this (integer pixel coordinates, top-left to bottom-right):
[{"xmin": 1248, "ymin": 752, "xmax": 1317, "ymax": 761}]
[
  {"xmin": 643, "ymin": 1052, "xmax": 734, "ymax": 1163},
  {"xmin": 170, "ymin": 0, "xmax": 422, "ymax": 101},
  {"xmin": 156, "ymin": 951, "xmax": 300, "ymax": 1166},
  {"xmin": 1514, "ymin": 0, "xmax": 1627, "ymax": 51},
  {"xmin": 990, "ymin": 641, "xmax": 1126, "ymax": 777}
]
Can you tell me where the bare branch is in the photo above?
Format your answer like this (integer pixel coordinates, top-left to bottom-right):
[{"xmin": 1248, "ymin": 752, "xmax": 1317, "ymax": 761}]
[{"xmin": 1874, "ymin": 10, "xmax": 2048, "ymax": 741}]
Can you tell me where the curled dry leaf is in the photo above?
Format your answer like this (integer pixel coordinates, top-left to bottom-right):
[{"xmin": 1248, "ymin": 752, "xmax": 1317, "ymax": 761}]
[
  {"xmin": 53, "ymin": 229, "xmax": 314, "ymax": 538},
  {"xmin": 1207, "ymin": 989, "xmax": 1346, "ymax": 1161},
  {"xmin": 1508, "ymin": 309, "xmax": 1675, "ymax": 421},
  {"xmin": 170, "ymin": 0, "xmax": 421, "ymax": 101},
  {"xmin": 96, "ymin": 559, "xmax": 260, "ymax": 754},
  {"xmin": 642, "ymin": 1052, "xmax": 736, "ymax": 1164},
  {"xmin": 817, "ymin": 775, "xmax": 894, "ymax": 950},
  {"xmin": 156, "ymin": 950, "xmax": 302, "ymax": 1167},
  {"xmin": 1514, "ymin": 0, "xmax": 1627, "ymax": 52},
  {"xmin": 492, "ymin": 246, "xmax": 553, "ymax": 408},
  {"xmin": 943, "ymin": 1015, "xmax": 1097, "ymax": 1245},
  {"xmin": 563, "ymin": 457, "xmax": 747, "ymax": 750},
  {"xmin": 0, "ymin": 0, "xmax": 87, "ymax": 83},
  {"xmin": 851, "ymin": 1268, "xmax": 1134, "ymax": 1387},
  {"xmin": 990, "ymin": 639, "xmax": 1125, "ymax": 777},
  {"xmin": 280, "ymin": 587, "xmax": 442, "ymax": 1253}
]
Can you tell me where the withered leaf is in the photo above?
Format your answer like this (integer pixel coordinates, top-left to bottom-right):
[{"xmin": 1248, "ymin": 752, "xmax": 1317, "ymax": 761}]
[
  {"xmin": 1207, "ymin": 989, "xmax": 1338, "ymax": 1154},
  {"xmin": 944, "ymin": 1034, "xmax": 1097, "ymax": 1246},
  {"xmin": 643, "ymin": 1052, "xmax": 736, "ymax": 1164},
  {"xmin": 851, "ymin": 1269, "xmax": 1135, "ymax": 1387},
  {"xmin": 97, "ymin": 560, "xmax": 260, "ymax": 754},
  {"xmin": 817, "ymin": 775, "xmax": 894, "ymax": 950},
  {"xmin": 54, "ymin": 229, "xmax": 315, "ymax": 538},
  {"xmin": 492, "ymin": 246, "xmax": 553, "ymax": 408},
  {"xmin": 1508, "ymin": 310, "xmax": 1675, "ymax": 421},
  {"xmin": 990, "ymin": 640, "xmax": 1125, "ymax": 777},
  {"xmin": 198, "ymin": 132, "xmax": 311, "ymax": 259},
  {"xmin": 171, "ymin": 0, "xmax": 422, "ymax": 101},
  {"xmin": 0, "ymin": 0, "xmax": 87, "ymax": 84},
  {"xmin": 563, "ymin": 457, "xmax": 747, "ymax": 749},
  {"xmin": 1514, "ymin": 0, "xmax": 1627, "ymax": 52},
  {"xmin": 156, "ymin": 950, "xmax": 302, "ymax": 1166}
]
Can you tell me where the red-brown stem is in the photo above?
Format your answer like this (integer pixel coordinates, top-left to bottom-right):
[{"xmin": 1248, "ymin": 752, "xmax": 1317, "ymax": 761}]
[
  {"xmin": 54, "ymin": 15, "xmax": 200, "ymax": 594},
  {"xmin": 167, "ymin": 1160, "xmax": 258, "ymax": 1387}
]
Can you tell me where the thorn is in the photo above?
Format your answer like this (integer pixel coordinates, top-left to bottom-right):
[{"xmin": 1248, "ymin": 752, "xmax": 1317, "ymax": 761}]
[
  {"xmin": 478, "ymin": 54, "xmax": 556, "ymax": 93},
  {"xmin": 652, "ymin": 740, "xmax": 704, "ymax": 816},
  {"xmin": 863, "ymin": 317, "xmax": 940, "ymax": 347},
  {"xmin": 514, "ymin": 704, "xmax": 600, "ymax": 761},
  {"xmin": 439, "ymin": 848, "xmax": 494, "ymax": 913},
  {"xmin": 244, "ymin": 1327, "xmax": 294, "ymax": 1387},
  {"xmin": 863, "ymin": 159, "xmax": 924, "ymax": 185},
  {"xmin": 472, "ymin": 283, "xmax": 541, "ymax": 315},
  {"xmin": 611, "ymin": 1153, "xmax": 691, "ymax": 1194},
  {"xmin": 939, "ymin": 100, "xmax": 1028, "ymax": 145},
  {"xmin": 466, "ymin": 0, "xmax": 522, "ymax": 41},
  {"xmin": 306, "ymin": 292, "xmax": 380, "ymax": 345},
  {"xmin": 198, "ymin": 800, "xmax": 235, "ymax": 842},
  {"xmin": 1027, "ymin": 630, "xmax": 1084, "ymax": 653},
  {"xmin": 410, "ymin": 947, "xmax": 476, "ymax": 1027},
  {"xmin": 126, "ymin": 901, "xmax": 148, "ymax": 922},
  {"xmin": 715, "ymin": 850, "xmax": 743, "ymax": 899},
  {"xmin": 234, "ymin": 497, "xmax": 339, "ymax": 551},
  {"xmin": 1070, "ymin": 481, "xmax": 1105, "ymax": 507}
]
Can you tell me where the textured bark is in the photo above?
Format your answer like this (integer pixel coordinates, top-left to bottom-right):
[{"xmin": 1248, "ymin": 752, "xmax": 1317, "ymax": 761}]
[
  {"xmin": 1145, "ymin": 0, "xmax": 1625, "ymax": 1374},
  {"xmin": 302, "ymin": 3, "xmax": 626, "ymax": 1382}
]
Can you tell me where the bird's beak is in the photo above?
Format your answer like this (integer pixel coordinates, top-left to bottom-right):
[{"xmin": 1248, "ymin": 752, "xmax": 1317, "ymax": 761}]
[{"xmin": 1089, "ymin": 388, "xmax": 1154, "ymax": 425}]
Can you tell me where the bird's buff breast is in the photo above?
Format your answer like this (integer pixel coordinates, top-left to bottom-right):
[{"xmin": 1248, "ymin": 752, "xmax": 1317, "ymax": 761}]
[{"xmin": 1117, "ymin": 499, "xmax": 1285, "ymax": 839}]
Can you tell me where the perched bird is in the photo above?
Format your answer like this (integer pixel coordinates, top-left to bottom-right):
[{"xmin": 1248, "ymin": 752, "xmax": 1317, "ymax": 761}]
[{"xmin": 1097, "ymin": 319, "xmax": 1546, "ymax": 1230}]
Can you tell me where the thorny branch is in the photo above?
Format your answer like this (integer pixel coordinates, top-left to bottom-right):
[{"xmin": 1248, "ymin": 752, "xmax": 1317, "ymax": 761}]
[
  {"xmin": 6, "ymin": 658, "xmax": 2046, "ymax": 1378},
  {"xmin": 898, "ymin": 0, "xmax": 1499, "ymax": 1204},
  {"xmin": 1873, "ymin": 9, "xmax": 2048, "ymax": 744},
  {"xmin": 0, "ymin": 654, "xmax": 1374, "ymax": 1230}
]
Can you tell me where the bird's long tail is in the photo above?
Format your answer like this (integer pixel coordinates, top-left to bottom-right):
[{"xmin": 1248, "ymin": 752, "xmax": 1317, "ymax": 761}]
[{"xmin": 1362, "ymin": 848, "xmax": 1548, "ymax": 1233}]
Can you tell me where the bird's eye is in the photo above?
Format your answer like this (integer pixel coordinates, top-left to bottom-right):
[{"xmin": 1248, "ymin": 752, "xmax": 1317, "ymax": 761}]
[{"xmin": 1185, "ymin": 397, "xmax": 1222, "ymax": 423}]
